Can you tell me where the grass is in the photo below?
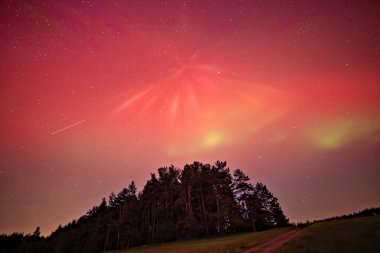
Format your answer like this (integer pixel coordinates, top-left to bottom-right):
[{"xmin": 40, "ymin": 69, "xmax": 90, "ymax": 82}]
[
  {"xmin": 108, "ymin": 227, "xmax": 290, "ymax": 253},
  {"xmin": 277, "ymin": 215, "xmax": 380, "ymax": 253}
]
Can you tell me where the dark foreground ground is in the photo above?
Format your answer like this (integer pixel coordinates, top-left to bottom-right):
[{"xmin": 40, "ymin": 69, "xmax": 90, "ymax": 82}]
[
  {"xmin": 108, "ymin": 228, "xmax": 291, "ymax": 253},
  {"xmin": 278, "ymin": 215, "xmax": 380, "ymax": 253},
  {"xmin": 110, "ymin": 215, "xmax": 380, "ymax": 253}
]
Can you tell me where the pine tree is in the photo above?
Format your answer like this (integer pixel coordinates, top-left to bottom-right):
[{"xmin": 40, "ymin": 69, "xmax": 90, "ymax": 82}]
[
  {"xmin": 32, "ymin": 227, "xmax": 41, "ymax": 238},
  {"xmin": 233, "ymin": 169, "xmax": 255, "ymax": 230},
  {"xmin": 210, "ymin": 161, "xmax": 241, "ymax": 234},
  {"xmin": 250, "ymin": 183, "xmax": 289, "ymax": 230}
]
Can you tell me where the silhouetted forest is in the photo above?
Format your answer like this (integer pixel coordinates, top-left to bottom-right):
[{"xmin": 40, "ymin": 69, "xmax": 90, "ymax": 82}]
[
  {"xmin": 321, "ymin": 207, "xmax": 380, "ymax": 222},
  {"xmin": 292, "ymin": 207, "xmax": 380, "ymax": 228},
  {"xmin": 0, "ymin": 161, "xmax": 289, "ymax": 253}
]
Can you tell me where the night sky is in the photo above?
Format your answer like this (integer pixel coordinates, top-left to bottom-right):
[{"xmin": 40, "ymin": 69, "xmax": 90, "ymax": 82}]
[{"xmin": 1, "ymin": 0, "xmax": 380, "ymax": 236}]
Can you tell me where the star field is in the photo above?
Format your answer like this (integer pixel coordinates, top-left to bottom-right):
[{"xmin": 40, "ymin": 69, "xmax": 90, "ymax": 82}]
[{"xmin": 0, "ymin": 0, "xmax": 380, "ymax": 235}]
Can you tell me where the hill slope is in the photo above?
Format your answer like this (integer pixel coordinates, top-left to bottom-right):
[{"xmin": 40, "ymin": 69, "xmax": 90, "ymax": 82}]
[
  {"xmin": 108, "ymin": 227, "xmax": 290, "ymax": 253},
  {"xmin": 278, "ymin": 215, "xmax": 380, "ymax": 252},
  {"xmin": 109, "ymin": 215, "xmax": 380, "ymax": 253}
]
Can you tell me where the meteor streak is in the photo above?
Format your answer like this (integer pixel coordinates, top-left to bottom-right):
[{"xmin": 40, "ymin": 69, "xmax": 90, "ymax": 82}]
[{"xmin": 50, "ymin": 119, "xmax": 85, "ymax": 135}]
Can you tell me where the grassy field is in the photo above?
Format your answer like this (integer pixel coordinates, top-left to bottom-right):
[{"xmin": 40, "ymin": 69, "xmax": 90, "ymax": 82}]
[
  {"xmin": 108, "ymin": 215, "xmax": 380, "ymax": 253},
  {"xmin": 277, "ymin": 215, "xmax": 380, "ymax": 253},
  {"xmin": 109, "ymin": 227, "xmax": 290, "ymax": 253}
]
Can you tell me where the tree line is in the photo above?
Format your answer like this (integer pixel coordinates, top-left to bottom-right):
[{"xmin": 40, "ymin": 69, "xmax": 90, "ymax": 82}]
[{"xmin": 0, "ymin": 161, "xmax": 288, "ymax": 253}]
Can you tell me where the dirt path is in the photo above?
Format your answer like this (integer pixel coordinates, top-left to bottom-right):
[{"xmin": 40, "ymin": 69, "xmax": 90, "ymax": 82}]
[{"xmin": 241, "ymin": 229, "xmax": 305, "ymax": 253}]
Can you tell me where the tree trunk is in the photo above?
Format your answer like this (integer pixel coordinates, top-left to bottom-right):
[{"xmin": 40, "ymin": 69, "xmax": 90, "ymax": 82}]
[
  {"xmin": 252, "ymin": 218, "xmax": 257, "ymax": 232},
  {"xmin": 215, "ymin": 190, "xmax": 220, "ymax": 216},
  {"xmin": 116, "ymin": 204, "xmax": 122, "ymax": 249},
  {"xmin": 116, "ymin": 230, "xmax": 120, "ymax": 250},
  {"xmin": 200, "ymin": 190, "xmax": 209, "ymax": 236},
  {"xmin": 187, "ymin": 185, "xmax": 193, "ymax": 220},
  {"xmin": 184, "ymin": 191, "xmax": 188, "ymax": 225},
  {"xmin": 214, "ymin": 188, "xmax": 221, "ymax": 233},
  {"xmin": 104, "ymin": 223, "xmax": 110, "ymax": 251}
]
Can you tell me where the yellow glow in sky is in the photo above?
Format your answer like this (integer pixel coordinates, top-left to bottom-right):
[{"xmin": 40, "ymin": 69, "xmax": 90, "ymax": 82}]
[
  {"xmin": 311, "ymin": 118, "xmax": 380, "ymax": 150},
  {"xmin": 317, "ymin": 130, "xmax": 348, "ymax": 149},
  {"xmin": 202, "ymin": 132, "xmax": 223, "ymax": 148}
]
